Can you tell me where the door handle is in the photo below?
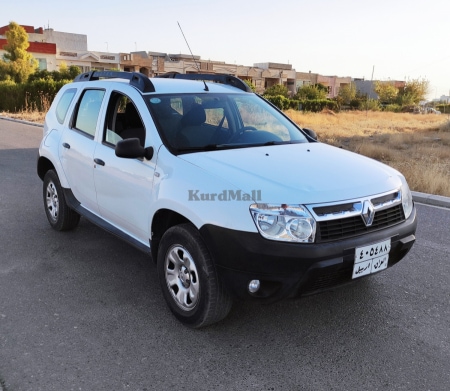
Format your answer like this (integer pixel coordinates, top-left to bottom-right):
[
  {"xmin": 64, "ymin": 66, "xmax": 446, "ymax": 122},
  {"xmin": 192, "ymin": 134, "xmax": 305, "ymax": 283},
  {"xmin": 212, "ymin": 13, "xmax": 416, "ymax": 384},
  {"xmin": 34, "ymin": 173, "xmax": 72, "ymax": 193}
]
[
  {"xmin": 62, "ymin": 142, "xmax": 70, "ymax": 149},
  {"xmin": 94, "ymin": 158, "xmax": 105, "ymax": 166}
]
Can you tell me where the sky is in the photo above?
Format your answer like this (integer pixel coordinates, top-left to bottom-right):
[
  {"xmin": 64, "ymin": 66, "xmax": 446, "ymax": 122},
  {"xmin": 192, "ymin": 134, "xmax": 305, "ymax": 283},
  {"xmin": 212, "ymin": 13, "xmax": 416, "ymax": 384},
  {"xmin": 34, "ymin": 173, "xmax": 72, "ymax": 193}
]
[{"xmin": 2, "ymin": 0, "xmax": 449, "ymax": 100}]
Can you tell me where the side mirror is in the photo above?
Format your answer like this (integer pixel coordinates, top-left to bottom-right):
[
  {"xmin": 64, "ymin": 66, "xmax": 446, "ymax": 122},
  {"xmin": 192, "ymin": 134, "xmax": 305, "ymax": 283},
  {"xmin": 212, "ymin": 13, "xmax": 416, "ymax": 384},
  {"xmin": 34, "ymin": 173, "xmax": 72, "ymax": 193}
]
[
  {"xmin": 302, "ymin": 128, "xmax": 318, "ymax": 141},
  {"xmin": 115, "ymin": 138, "xmax": 154, "ymax": 160}
]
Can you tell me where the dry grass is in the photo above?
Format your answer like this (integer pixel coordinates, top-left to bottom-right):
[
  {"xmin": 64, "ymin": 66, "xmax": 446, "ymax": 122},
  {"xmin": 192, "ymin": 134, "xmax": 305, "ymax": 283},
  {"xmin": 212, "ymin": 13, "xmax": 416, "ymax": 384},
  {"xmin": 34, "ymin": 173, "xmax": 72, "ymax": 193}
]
[
  {"xmin": 2, "ymin": 108, "xmax": 450, "ymax": 196},
  {"xmin": 0, "ymin": 110, "xmax": 46, "ymax": 123},
  {"xmin": 286, "ymin": 110, "xmax": 450, "ymax": 197}
]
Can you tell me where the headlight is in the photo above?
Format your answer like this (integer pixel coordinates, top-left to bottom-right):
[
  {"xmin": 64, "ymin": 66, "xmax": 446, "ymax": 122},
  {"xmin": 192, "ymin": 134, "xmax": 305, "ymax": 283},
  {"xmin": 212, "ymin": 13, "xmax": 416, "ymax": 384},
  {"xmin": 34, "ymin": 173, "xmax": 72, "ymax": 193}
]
[
  {"xmin": 250, "ymin": 204, "xmax": 316, "ymax": 243},
  {"xmin": 400, "ymin": 175, "xmax": 413, "ymax": 219}
]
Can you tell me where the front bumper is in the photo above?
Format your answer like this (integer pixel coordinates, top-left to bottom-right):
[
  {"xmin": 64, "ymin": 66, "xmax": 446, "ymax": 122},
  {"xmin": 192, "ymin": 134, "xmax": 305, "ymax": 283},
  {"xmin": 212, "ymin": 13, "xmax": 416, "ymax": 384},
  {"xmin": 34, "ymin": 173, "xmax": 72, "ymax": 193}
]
[{"xmin": 199, "ymin": 206, "xmax": 417, "ymax": 302}]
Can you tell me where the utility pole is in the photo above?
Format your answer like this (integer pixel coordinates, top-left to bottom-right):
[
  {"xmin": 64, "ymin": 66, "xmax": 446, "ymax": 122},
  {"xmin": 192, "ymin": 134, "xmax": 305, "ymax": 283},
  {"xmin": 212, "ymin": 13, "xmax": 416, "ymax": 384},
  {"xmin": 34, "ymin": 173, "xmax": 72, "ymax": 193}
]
[{"xmin": 366, "ymin": 65, "xmax": 375, "ymax": 117}]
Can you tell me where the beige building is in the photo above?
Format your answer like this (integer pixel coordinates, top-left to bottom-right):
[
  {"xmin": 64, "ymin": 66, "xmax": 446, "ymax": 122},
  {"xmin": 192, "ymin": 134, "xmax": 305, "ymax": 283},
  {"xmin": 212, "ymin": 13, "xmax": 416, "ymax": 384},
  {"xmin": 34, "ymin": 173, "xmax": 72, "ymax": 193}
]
[
  {"xmin": 318, "ymin": 75, "xmax": 352, "ymax": 98},
  {"xmin": 1, "ymin": 24, "xmax": 350, "ymax": 97}
]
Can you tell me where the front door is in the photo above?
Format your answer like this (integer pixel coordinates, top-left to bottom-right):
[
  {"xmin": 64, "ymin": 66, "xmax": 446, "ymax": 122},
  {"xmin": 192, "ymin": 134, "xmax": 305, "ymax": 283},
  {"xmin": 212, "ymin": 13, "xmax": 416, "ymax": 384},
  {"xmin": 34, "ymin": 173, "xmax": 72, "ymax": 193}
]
[{"xmin": 93, "ymin": 91, "xmax": 155, "ymax": 245}]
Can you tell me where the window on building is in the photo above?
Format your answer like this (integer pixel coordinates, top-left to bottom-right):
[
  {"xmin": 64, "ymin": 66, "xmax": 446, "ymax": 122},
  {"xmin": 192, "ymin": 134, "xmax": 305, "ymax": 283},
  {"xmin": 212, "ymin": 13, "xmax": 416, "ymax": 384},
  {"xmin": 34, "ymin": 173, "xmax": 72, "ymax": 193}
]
[{"xmin": 37, "ymin": 58, "xmax": 47, "ymax": 70}]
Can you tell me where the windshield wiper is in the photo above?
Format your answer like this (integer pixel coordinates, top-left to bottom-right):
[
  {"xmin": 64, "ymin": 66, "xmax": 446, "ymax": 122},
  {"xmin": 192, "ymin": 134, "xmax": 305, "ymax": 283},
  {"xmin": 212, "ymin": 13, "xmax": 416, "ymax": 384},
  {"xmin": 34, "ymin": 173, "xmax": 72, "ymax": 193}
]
[
  {"xmin": 176, "ymin": 140, "xmax": 297, "ymax": 153},
  {"xmin": 177, "ymin": 144, "xmax": 224, "ymax": 152},
  {"xmin": 262, "ymin": 140, "xmax": 292, "ymax": 146},
  {"xmin": 263, "ymin": 140, "xmax": 306, "ymax": 146}
]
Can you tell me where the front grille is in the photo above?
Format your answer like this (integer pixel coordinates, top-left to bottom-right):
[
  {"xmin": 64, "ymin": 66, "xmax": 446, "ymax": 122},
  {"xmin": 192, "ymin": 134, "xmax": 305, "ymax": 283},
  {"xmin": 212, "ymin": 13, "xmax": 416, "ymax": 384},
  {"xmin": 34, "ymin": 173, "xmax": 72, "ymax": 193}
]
[{"xmin": 317, "ymin": 204, "xmax": 404, "ymax": 242}]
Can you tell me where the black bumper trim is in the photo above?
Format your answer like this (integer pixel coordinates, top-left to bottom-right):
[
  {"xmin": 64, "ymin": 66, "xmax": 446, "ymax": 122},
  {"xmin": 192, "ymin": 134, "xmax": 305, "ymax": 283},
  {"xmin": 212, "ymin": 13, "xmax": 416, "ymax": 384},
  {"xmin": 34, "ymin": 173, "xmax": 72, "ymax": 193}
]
[{"xmin": 199, "ymin": 207, "xmax": 417, "ymax": 301}]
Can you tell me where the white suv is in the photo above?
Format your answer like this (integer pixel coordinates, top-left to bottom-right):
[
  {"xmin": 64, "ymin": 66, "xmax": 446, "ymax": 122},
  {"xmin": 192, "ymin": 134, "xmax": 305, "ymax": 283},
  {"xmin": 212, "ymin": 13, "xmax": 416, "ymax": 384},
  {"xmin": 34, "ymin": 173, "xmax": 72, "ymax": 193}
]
[{"xmin": 37, "ymin": 71, "xmax": 417, "ymax": 328}]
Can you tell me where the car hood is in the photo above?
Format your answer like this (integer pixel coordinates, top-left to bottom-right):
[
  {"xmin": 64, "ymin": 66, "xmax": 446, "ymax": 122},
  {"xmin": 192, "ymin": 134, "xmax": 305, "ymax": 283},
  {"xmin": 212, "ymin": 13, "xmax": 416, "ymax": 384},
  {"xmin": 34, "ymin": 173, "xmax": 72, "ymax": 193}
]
[{"xmin": 179, "ymin": 143, "xmax": 402, "ymax": 204}]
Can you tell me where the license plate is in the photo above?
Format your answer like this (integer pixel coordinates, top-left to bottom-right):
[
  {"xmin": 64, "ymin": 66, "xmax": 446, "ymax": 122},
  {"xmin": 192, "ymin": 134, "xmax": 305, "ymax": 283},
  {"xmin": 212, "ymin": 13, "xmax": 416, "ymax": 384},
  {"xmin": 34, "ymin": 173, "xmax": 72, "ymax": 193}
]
[{"xmin": 352, "ymin": 238, "xmax": 391, "ymax": 279}]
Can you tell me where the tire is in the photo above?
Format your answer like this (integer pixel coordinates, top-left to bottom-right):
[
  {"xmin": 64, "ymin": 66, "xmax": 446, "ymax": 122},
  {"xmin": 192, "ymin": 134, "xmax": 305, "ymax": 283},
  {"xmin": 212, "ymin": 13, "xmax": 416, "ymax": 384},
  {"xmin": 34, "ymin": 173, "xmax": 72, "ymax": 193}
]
[
  {"xmin": 157, "ymin": 223, "xmax": 232, "ymax": 328},
  {"xmin": 43, "ymin": 170, "xmax": 80, "ymax": 231}
]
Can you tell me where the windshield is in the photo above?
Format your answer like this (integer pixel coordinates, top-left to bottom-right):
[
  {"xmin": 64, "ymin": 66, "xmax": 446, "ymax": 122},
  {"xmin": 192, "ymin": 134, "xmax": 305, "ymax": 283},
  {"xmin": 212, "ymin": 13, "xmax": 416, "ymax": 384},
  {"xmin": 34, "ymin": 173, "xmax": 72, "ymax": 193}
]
[{"xmin": 147, "ymin": 93, "xmax": 308, "ymax": 153}]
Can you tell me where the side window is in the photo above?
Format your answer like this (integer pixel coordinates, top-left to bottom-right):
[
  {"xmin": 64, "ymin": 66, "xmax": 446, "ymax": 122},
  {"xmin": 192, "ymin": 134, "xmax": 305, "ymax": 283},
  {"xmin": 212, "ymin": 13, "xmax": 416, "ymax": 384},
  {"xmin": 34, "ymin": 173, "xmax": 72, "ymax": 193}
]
[
  {"xmin": 73, "ymin": 89, "xmax": 105, "ymax": 137},
  {"xmin": 103, "ymin": 92, "xmax": 146, "ymax": 147},
  {"xmin": 149, "ymin": 97, "xmax": 183, "ymax": 143},
  {"xmin": 56, "ymin": 88, "xmax": 77, "ymax": 124},
  {"xmin": 204, "ymin": 107, "xmax": 228, "ymax": 129},
  {"xmin": 235, "ymin": 96, "xmax": 290, "ymax": 141}
]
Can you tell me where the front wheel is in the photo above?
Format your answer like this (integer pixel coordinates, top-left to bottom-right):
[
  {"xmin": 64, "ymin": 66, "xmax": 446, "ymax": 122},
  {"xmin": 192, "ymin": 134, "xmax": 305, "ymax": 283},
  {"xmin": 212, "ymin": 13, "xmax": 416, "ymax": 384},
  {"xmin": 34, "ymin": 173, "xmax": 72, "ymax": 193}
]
[
  {"xmin": 157, "ymin": 224, "xmax": 232, "ymax": 328},
  {"xmin": 43, "ymin": 170, "xmax": 80, "ymax": 231}
]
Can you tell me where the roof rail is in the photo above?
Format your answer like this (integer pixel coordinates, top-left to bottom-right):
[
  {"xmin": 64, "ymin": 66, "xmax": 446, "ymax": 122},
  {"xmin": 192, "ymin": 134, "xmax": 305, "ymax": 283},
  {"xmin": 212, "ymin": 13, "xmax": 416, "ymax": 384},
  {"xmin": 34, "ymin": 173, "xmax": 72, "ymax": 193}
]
[
  {"xmin": 157, "ymin": 72, "xmax": 252, "ymax": 93},
  {"xmin": 74, "ymin": 71, "xmax": 155, "ymax": 93}
]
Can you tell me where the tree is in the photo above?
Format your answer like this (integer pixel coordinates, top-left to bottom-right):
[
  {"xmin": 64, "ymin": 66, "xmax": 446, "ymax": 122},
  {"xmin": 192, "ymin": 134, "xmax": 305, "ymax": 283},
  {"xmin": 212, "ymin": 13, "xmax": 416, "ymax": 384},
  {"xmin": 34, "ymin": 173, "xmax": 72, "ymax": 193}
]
[
  {"xmin": 28, "ymin": 64, "xmax": 81, "ymax": 82},
  {"xmin": 263, "ymin": 84, "xmax": 289, "ymax": 97},
  {"xmin": 50, "ymin": 63, "xmax": 81, "ymax": 81},
  {"xmin": 295, "ymin": 83, "xmax": 328, "ymax": 100},
  {"xmin": 1, "ymin": 21, "xmax": 38, "ymax": 83},
  {"xmin": 337, "ymin": 82, "xmax": 357, "ymax": 105},
  {"xmin": 243, "ymin": 79, "xmax": 256, "ymax": 92},
  {"xmin": 0, "ymin": 61, "xmax": 9, "ymax": 81},
  {"xmin": 373, "ymin": 81, "xmax": 399, "ymax": 104},
  {"xmin": 396, "ymin": 78, "xmax": 429, "ymax": 106}
]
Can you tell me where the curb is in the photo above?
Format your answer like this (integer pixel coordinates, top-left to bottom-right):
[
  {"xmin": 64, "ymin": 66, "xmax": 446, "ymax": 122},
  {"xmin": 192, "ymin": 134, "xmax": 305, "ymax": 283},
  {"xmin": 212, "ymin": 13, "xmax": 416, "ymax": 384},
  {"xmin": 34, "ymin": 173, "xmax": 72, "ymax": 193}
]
[
  {"xmin": 0, "ymin": 115, "xmax": 43, "ymax": 128},
  {"xmin": 412, "ymin": 191, "xmax": 450, "ymax": 209}
]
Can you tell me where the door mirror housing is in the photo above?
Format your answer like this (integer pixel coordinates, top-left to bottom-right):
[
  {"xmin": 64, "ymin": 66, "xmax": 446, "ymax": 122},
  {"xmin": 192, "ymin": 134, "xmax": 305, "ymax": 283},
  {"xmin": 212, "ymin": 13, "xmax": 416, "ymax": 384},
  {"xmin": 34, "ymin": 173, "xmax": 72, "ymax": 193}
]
[
  {"xmin": 115, "ymin": 138, "xmax": 154, "ymax": 160},
  {"xmin": 302, "ymin": 128, "xmax": 318, "ymax": 141}
]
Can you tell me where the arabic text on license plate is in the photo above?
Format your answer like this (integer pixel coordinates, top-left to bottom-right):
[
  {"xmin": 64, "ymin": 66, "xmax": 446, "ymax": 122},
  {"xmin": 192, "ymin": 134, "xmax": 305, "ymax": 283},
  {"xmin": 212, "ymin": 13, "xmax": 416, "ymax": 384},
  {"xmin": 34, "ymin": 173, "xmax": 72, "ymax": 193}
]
[{"xmin": 352, "ymin": 238, "xmax": 391, "ymax": 279}]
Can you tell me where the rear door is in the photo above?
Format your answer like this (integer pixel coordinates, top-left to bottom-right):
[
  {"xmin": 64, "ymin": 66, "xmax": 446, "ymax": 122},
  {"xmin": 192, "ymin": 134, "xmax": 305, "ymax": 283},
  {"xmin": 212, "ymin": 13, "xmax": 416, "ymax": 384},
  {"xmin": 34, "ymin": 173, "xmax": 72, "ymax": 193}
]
[{"xmin": 59, "ymin": 88, "xmax": 106, "ymax": 215}]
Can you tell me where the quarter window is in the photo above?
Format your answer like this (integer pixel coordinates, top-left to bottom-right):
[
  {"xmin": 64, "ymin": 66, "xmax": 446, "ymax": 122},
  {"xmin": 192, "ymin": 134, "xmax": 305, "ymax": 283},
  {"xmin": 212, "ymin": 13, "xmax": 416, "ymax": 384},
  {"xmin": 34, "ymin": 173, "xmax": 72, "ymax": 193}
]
[{"xmin": 56, "ymin": 88, "xmax": 77, "ymax": 124}]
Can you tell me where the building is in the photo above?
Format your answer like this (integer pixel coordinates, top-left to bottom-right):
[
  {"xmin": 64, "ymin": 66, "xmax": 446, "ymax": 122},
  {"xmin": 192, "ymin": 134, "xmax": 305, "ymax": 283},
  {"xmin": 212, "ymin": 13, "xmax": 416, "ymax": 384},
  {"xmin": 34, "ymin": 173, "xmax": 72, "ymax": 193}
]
[
  {"xmin": 0, "ymin": 24, "xmax": 297, "ymax": 94},
  {"xmin": 353, "ymin": 79, "xmax": 406, "ymax": 100},
  {"xmin": 296, "ymin": 71, "xmax": 319, "ymax": 89},
  {"xmin": 0, "ymin": 25, "xmax": 58, "ymax": 70},
  {"xmin": 252, "ymin": 62, "xmax": 297, "ymax": 95},
  {"xmin": 353, "ymin": 79, "xmax": 378, "ymax": 99},
  {"xmin": 1, "ymin": 23, "xmax": 353, "ymax": 98},
  {"xmin": 317, "ymin": 75, "xmax": 352, "ymax": 98},
  {"xmin": 0, "ymin": 24, "xmax": 123, "ymax": 72}
]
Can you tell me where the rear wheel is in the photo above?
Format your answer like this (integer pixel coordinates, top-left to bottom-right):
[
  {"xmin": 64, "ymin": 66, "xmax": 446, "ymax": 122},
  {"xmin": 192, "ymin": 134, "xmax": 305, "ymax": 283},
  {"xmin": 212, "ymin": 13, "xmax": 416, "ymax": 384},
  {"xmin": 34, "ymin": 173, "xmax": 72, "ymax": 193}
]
[
  {"xmin": 157, "ymin": 223, "xmax": 232, "ymax": 328},
  {"xmin": 43, "ymin": 170, "xmax": 80, "ymax": 231}
]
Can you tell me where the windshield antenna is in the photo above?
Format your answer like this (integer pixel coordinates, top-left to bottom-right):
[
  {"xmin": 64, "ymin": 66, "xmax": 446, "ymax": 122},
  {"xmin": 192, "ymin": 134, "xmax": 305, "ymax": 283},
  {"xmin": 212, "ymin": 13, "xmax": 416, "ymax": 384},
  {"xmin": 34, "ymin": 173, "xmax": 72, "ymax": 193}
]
[{"xmin": 177, "ymin": 21, "xmax": 209, "ymax": 91}]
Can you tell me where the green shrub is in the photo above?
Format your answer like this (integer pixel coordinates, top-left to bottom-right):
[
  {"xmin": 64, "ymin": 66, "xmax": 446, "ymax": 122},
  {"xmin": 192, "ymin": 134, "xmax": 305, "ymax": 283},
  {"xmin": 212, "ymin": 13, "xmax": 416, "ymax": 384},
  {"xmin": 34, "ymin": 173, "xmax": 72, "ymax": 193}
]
[
  {"xmin": 298, "ymin": 99, "xmax": 338, "ymax": 112},
  {"xmin": 263, "ymin": 84, "xmax": 289, "ymax": 98},
  {"xmin": 382, "ymin": 104, "xmax": 402, "ymax": 112},
  {"xmin": 264, "ymin": 95, "xmax": 290, "ymax": 110},
  {"xmin": 288, "ymin": 99, "xmax": 301, "ymax": 110},
  {"xmin": 263, "ymin": 96, "xmax": 338, "ymax": 112},
  {"xmin": 0, "ymin": 79, "xmax": 69, "ymax": 112},
  {"xmin": 24, "ymin": 79, "xmax": 69, "ymax": 111},
  {"xmin": 0, "ymin": 81, "xmax": 25, "ymax": 111},
  {"xmin": 360, "ymin": 99, "xmax": 380, "ymax": 111}
]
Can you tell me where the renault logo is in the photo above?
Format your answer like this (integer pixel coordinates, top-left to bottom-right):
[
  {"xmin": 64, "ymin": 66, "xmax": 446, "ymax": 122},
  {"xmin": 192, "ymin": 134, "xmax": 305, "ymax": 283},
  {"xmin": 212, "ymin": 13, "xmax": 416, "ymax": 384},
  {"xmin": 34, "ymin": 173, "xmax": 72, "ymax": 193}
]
[{"xmin": 362, "ymin": 200, "xmax": 375, "ymax": 226}]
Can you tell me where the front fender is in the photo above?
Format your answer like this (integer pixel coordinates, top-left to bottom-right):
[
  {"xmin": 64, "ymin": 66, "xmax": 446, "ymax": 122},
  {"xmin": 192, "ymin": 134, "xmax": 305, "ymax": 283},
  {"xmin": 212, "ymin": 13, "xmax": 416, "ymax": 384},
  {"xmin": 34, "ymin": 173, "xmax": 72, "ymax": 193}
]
[{"xmin": 149, "ymin": 147, "xmax": 258, "ymax": 233}]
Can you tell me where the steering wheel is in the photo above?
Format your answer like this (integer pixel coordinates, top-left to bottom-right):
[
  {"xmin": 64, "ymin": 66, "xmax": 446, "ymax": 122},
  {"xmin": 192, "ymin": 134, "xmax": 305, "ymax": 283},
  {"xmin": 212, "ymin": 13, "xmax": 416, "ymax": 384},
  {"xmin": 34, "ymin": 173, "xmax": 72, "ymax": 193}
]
[
  {"xmin": 211, "ymin": 116, "xmax": 231, "ymax": 144},
  {"xmin": 229, "ymin": 126, "xmax": 258, "ymax": 143}
]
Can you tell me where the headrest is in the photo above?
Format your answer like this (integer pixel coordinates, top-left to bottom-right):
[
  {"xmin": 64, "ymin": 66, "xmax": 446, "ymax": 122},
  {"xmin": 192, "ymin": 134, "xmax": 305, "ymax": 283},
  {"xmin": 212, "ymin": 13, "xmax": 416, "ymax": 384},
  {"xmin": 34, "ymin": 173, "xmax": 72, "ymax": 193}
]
[
  {"xmin": 181, "ymin": 105, "xmax": 206, "ymax": 127},
  {"xmin": 124, "ymin": 102, "xmax": 142, "ymax": 128}
]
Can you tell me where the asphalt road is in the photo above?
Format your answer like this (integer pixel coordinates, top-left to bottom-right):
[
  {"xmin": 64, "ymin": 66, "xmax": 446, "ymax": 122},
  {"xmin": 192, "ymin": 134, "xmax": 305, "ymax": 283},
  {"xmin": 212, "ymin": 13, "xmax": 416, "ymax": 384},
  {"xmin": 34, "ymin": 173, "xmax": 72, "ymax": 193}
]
[{"xmin": 1, "ymin": 119, "xmax": 450, "ymax": 391}]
